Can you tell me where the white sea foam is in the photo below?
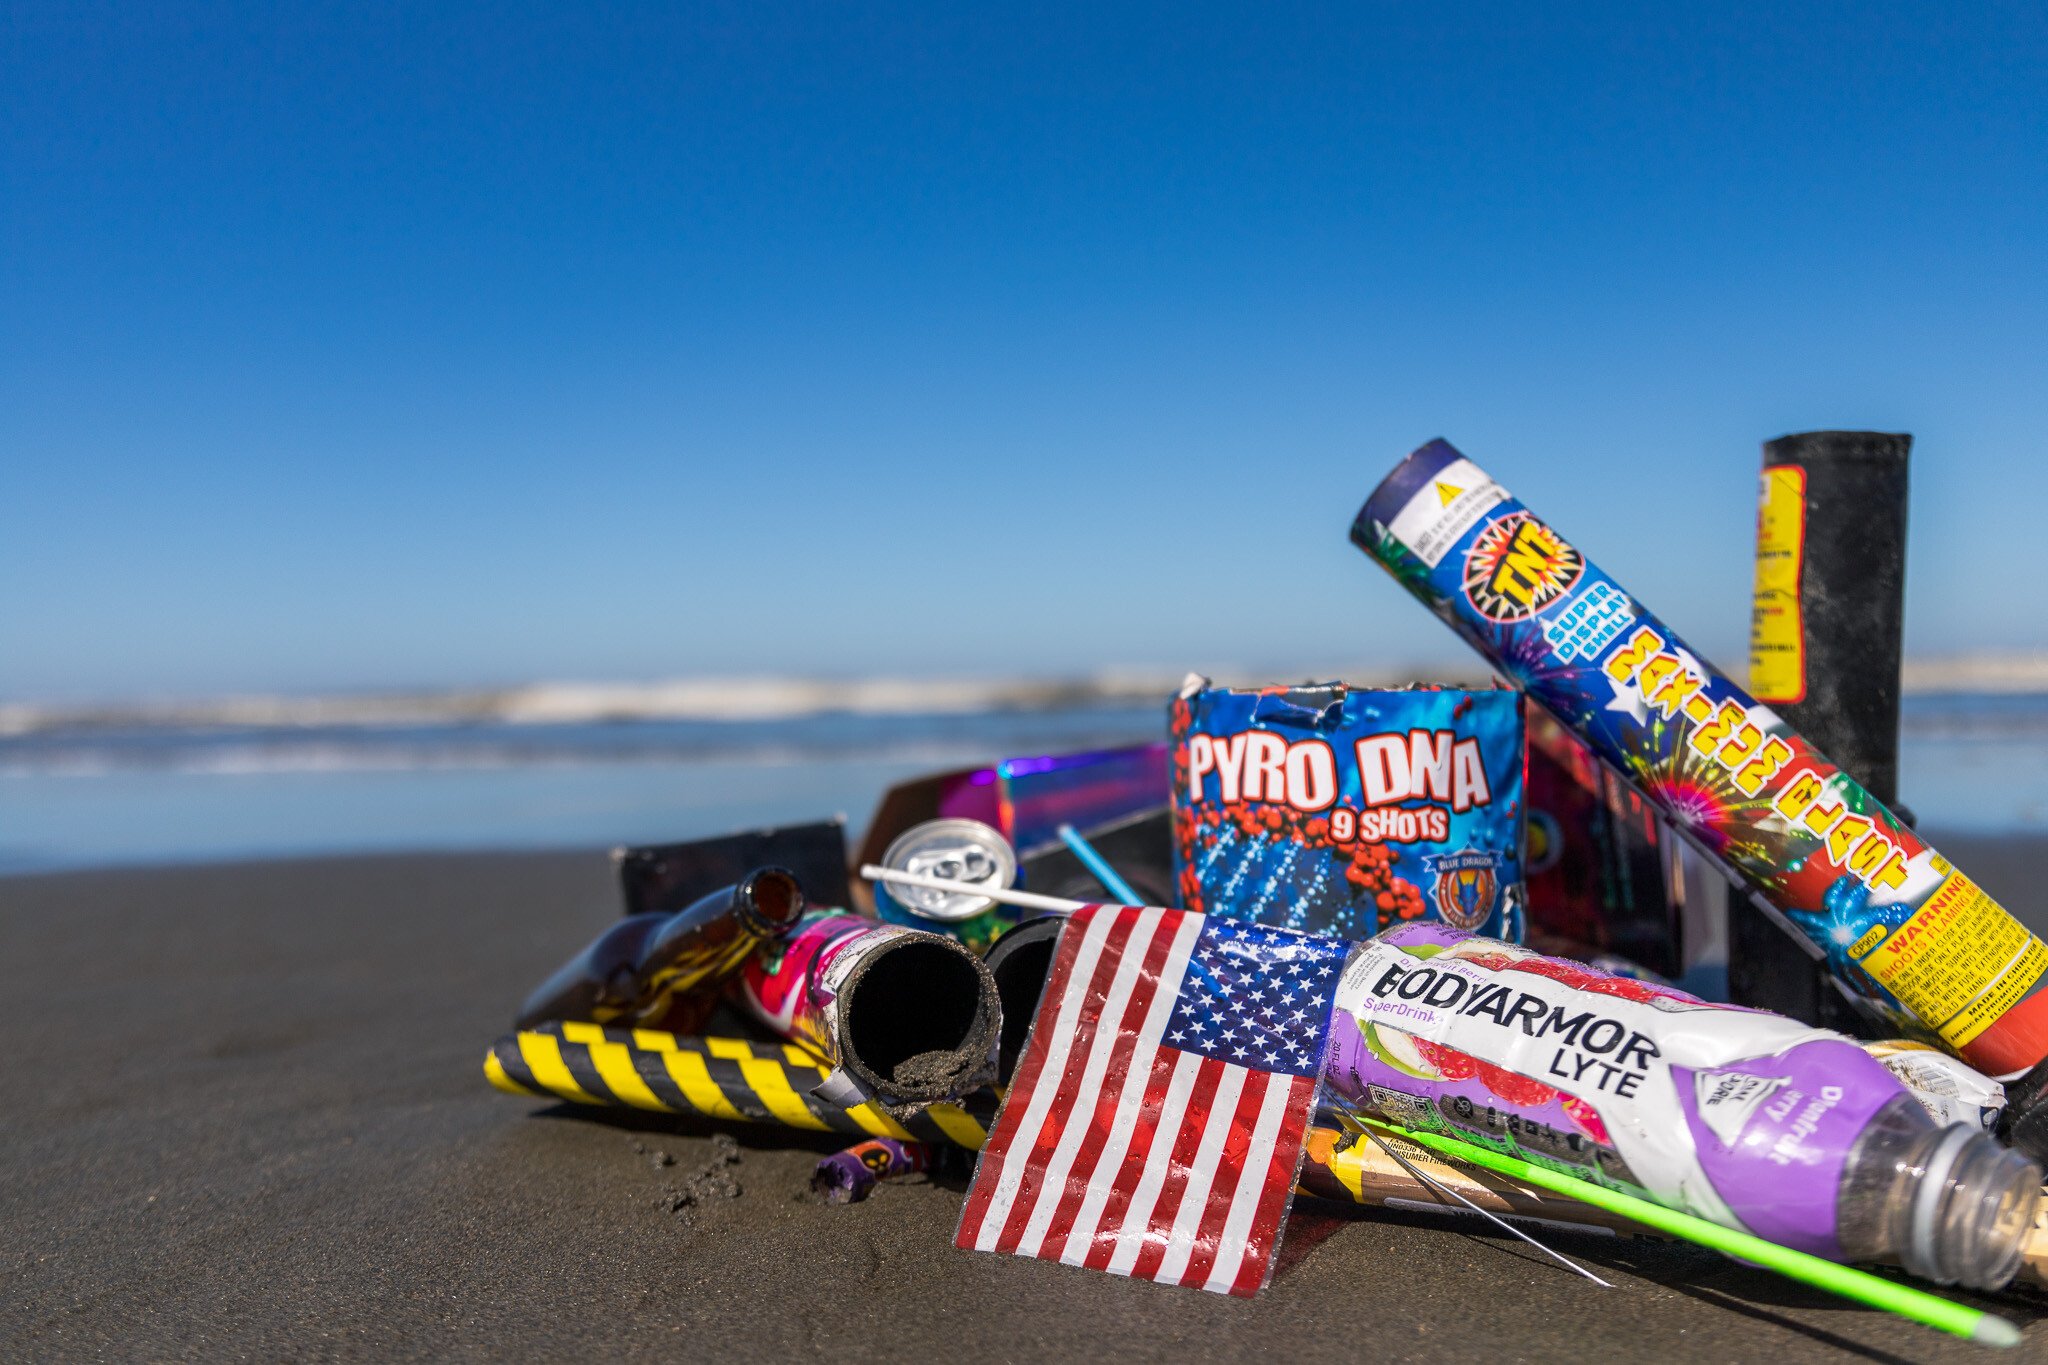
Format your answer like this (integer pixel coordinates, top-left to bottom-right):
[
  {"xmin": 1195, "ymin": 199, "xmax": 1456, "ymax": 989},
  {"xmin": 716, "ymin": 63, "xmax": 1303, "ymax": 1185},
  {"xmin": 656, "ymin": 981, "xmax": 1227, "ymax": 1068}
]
[
  {"xmin": 0, "ymin": 736, "xmax": 1070, "ymax": 779},
  {"xmin": 2, "ymin": 654, "xmax": 2044, "ymax": 745},
  {"xmin": 0, "ymin": 669, "xmax": 1414, "ymax": 737},
  {"xmin": 0, "ymin": 675, "xmax": 1164, "ymax": 737},
  {"xmin": 1901, "ymin": 652, "xmax": 2048, "ymax": 694}
]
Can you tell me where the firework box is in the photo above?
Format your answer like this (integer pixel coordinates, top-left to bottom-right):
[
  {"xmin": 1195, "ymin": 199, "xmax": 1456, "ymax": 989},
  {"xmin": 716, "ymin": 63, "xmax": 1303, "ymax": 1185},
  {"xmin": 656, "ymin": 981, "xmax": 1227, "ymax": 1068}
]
[
  {"xmin": 1168, "ymin": 680, "xmax": 1524, "ymax": 941},
  {"xmin": 1350, "ymin": 438, "xmax": 2048, "ymax": 1080}
]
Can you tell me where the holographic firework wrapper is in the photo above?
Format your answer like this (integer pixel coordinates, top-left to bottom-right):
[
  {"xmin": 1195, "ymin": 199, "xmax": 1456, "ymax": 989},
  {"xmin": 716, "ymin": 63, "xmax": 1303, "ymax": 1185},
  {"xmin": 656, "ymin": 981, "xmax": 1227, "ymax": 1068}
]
[
  {"xmin": 1352, "ymin": 439, "xmax": 2048, "ymax": 1078},
  {"xmin": 1169, "ymin": 682, "xmax": 1523, "ymax": 941}
]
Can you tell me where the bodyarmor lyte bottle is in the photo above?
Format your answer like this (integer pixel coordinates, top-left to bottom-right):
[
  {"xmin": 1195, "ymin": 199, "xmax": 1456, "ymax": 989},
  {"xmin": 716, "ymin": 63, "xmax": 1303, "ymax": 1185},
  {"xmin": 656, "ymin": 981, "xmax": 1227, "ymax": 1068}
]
[
  {"xmin": 1323, "ymin": 924, "xmax": 2043, "ymax": 1290},
  {"xmin": 515, "ymin": 866, "xmax": 806, "ymax": 1034}
]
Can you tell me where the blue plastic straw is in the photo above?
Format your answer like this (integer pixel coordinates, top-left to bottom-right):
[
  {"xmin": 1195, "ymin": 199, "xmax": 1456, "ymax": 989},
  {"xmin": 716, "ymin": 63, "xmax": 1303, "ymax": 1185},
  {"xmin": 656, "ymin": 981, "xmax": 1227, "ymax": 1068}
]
[{"xmin": 1056, "ymin": 823, "xmax": 1141, "ymax": 904}]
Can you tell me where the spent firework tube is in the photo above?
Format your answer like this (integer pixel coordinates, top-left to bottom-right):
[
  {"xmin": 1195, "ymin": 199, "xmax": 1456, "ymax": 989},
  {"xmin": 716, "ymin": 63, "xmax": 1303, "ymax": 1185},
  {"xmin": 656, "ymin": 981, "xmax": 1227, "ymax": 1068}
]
[
  {"xmin": 737, "ymin": 910, "xmax": 1000, "ymax": 1117},
  {"xmin": 1351, "ymin": 440, "xmax": 2048, "ymax": 1083},
  {"xmin": 1323, "ymin": 922, "xmax": 2042, "ymax": 1288},
  {"xmin": 811, "ymin": 1137, "xmax": 934, "ymax": 1204},
  {"xmin": 485, "ymin": 1022, "xmax": 997, "ymax": 1147}
]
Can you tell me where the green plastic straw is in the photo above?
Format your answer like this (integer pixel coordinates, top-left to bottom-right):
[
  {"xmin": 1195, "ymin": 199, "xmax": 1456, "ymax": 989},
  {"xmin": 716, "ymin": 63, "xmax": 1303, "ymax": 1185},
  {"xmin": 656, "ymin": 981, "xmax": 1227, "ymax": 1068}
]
[{"xmin": 1368, "ymin": 1119, "xmax": 2021, "ymax": 1348}]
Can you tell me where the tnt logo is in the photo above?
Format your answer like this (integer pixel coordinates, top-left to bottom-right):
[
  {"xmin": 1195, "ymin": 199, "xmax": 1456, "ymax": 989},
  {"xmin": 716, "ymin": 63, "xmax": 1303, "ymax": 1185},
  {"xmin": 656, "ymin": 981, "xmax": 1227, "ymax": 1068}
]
[
  {"xmin": 1424, "ymin": 849, "xmax": 1504, "ymax": 930},
  {"xmin": 1462, "ymin": 512, "xmax": 1584, "ymax": 623}
]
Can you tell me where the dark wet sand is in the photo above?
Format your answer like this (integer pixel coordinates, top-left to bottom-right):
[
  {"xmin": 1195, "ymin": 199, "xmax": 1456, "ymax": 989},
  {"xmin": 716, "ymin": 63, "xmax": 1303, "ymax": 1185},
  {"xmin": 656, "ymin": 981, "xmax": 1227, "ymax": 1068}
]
[{"xmin": 4, "ymin": 837, "xmax": 2047, "ymax": 1361}]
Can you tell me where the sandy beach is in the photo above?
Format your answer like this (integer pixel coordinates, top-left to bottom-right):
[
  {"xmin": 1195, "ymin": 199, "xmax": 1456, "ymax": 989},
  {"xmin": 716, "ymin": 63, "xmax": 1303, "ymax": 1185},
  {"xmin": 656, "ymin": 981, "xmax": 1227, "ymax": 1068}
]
[{"xmin": 5, "ymin": 839, "xmax": 2046, "ymax": 1361}]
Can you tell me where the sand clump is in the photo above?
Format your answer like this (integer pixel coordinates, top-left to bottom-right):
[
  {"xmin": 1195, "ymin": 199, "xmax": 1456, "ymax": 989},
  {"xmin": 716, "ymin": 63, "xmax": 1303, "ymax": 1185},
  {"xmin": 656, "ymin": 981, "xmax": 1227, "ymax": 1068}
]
[{"xmin": 631, "ymin": 1133, "xmax": 743, "ymax": 1216}]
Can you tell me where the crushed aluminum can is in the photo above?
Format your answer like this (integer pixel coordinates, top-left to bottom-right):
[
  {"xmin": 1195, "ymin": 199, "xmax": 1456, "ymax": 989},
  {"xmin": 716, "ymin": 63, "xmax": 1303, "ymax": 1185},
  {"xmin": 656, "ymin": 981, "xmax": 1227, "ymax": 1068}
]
[{"xmin": 874, "ymin": 818, "xmax": 1021, "ymax": 951}]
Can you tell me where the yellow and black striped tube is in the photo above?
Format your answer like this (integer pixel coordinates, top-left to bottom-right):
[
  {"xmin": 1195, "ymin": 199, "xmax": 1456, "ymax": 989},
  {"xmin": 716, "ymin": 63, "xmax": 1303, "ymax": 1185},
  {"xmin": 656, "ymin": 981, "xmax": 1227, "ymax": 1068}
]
[{"xmin": 485, "ymin": 1021, "xmax": 992, "ymax": 1150}]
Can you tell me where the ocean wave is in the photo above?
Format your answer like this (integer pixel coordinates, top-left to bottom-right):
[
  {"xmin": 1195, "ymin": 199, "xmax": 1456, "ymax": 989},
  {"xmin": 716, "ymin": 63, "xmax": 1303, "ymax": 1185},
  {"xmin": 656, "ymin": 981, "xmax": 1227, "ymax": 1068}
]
[
  {"xmin": 0, "ymin": 741, "xmax": 1096, "ymax": 779},
  {"xmin": 0, "ymin": 717, "xmax": 1170, "ymax": 778},
  {"xmin": 1901, "ymin": 653, "xmax": 2048, "ymax": 694},
  {"xmin": 0, "ymin": 673, "xmax": 1200, "ymax": 738}
]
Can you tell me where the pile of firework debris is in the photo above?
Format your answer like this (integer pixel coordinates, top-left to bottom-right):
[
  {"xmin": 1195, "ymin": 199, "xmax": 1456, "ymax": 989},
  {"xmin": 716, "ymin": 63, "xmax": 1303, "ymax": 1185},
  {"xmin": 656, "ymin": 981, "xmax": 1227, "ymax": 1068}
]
[{"xmin": 487, "ymin": 433, "xmax": 2047, "ymax": 1348}]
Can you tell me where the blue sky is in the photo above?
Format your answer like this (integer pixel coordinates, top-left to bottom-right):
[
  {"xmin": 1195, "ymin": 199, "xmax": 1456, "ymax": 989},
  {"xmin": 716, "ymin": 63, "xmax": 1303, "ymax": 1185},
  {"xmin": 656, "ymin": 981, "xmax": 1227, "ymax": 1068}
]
[{"xmin": 4, "ymin": 2, "xmax": 2045, "ymax": 701}]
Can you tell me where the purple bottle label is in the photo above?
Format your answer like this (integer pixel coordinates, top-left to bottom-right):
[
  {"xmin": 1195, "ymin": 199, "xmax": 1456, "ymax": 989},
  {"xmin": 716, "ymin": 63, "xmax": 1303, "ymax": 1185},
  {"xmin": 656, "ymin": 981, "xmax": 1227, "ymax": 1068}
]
[{"xmin": 1674, "ymin": 1041, "xmax": 1900, "ymax": 1257}]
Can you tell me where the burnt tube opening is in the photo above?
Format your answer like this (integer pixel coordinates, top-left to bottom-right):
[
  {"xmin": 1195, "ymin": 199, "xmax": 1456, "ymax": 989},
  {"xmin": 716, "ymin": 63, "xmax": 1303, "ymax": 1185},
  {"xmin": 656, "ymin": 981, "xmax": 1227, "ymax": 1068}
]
[
  {"xmin": 985, "ymin": 915, "xmax": 1065, "ymax": 1083},
  {"xmin": 841, "ymin": 935, "xmax": 997, "ymax": 1104}
]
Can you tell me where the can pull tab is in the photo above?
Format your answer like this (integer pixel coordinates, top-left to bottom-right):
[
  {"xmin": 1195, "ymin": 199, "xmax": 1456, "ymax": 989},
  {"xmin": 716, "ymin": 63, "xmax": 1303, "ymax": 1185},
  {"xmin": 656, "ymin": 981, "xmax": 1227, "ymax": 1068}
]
[{"xmin": 1250, "ymin": 685, "xmax": 1348, "ymax": 731}]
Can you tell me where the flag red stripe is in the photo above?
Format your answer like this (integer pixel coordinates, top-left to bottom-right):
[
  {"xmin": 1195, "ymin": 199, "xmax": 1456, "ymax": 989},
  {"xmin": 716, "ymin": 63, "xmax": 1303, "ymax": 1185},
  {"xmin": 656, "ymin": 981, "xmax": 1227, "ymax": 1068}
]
[
  {"xmin": 1126, "ymin": 1055, "xmax": 1227, "ymax": 1283},
  {"xmin": 1025, "ymin": 910, "xmax": 1181, "ymax": 1257},
  {"xmin": 1174, "ymin": 1066, "xmax": 1274, "ymax": 1288},
  {"xmin": 1078, "ymin": 1045, "xmax": 1180, "ymax": 1271},
  {"xmin": 991, "ymin": 904, "xmax": 1143, "ymax": 1255},
  {"xmin": 1229, "ymin": 1073, "xmax": 1317, "ymax": 1297},
  {"xmin": 954, "ymin": 903, "xmax": 1102, "ymax": 1246}
]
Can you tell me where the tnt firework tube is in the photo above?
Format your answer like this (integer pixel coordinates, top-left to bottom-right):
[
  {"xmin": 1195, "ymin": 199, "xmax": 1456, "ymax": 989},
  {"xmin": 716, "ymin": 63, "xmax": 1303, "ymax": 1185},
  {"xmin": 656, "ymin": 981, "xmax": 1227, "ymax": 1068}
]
[
  {"xmin": 1351, "ymin": 440, "xmax": 2048, "ymax": 1086},
  {"xmin": 1322, "ymin": 923, "xmax": 2042, "ymax": 1289},
  {"xmin": 736, "ymin": 911, "xmax": 1000, "ymax": 1117}
]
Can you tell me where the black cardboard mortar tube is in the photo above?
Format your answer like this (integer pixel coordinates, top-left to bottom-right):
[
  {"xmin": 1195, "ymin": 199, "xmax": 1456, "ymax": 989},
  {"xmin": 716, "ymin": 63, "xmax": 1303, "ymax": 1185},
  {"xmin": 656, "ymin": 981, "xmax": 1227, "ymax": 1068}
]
[
  {"xmin": 984, "ymin": 915, "xmax": 1067, "ymax": 1083},
  {"xmin": 1729, "ymin": 432, "xmax": 1910, "ymax": 1036},
  {"xmin": 1756, "ymin": 430, "xmax": 1912, "ymax": 802},
  {"xmin": 834, "ymin": 930, "xmax": 1001, "ymax": 1107}
]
